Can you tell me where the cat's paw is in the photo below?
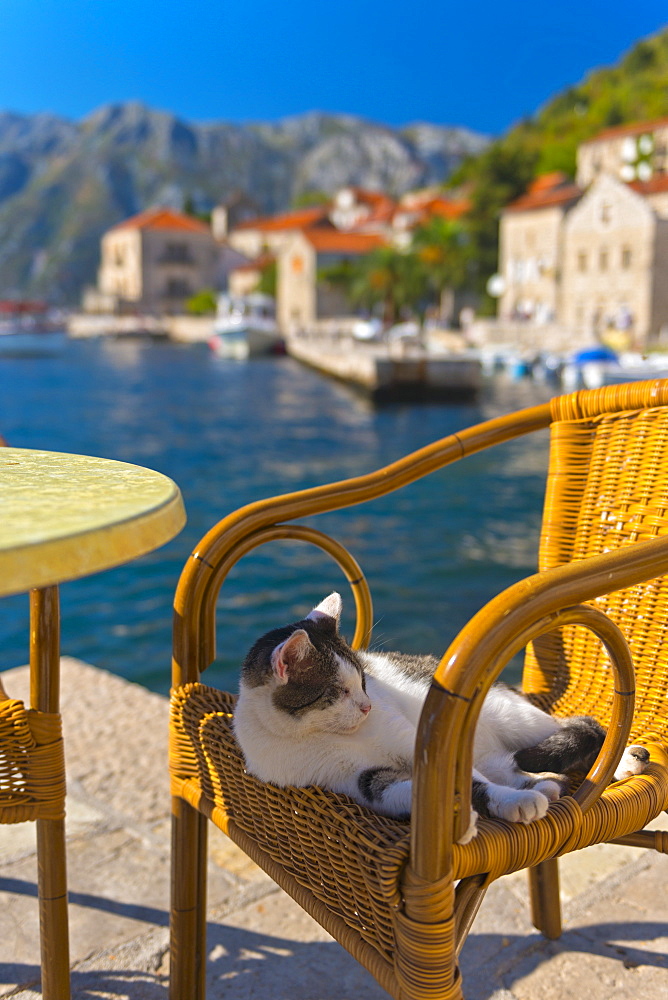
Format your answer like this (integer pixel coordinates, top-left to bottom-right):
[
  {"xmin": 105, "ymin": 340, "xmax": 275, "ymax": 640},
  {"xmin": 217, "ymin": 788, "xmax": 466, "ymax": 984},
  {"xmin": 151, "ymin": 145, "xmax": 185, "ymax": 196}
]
[
  {"xmin": 532, "ymin": 778, "xmax": 564, "ymax": 802},
  {"xmin": 614, "ymin": 745, "xmax": 650, "ymax": 781},
  {"xmin": 456, "ymin": 809, "xmax": 479, "ymax": 845},
  {"xmin": 492, "ymin": 787, "xmax": 550, "ymax": 824}
]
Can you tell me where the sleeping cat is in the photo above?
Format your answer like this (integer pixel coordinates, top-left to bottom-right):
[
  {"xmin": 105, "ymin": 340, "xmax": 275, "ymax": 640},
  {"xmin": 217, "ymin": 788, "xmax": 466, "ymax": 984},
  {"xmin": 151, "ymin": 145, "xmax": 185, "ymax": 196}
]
[{"xmin": 233, "ymin": 593, "xmax": 649, "ymax": 843}]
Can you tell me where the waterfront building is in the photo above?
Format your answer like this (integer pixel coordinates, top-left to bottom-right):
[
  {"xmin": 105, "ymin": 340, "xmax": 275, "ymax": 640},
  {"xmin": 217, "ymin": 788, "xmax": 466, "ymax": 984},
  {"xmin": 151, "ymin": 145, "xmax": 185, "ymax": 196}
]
[
  {"xmin": 577, "ymin": 117, "xmax": 668, "ymax": 187},
  {"xmin": 227, "ymin": 205, "xmax": 333, "ymax": 260},
  {"xmin": 497, "ymin": 117, "xmax": 668, "ymax": 347},
  {"xmin": 277, "ymin": 229, "xmax": 386, "ymax": 332},
  {"xmin": 94, "ymin": 207, "xmax": 219, "ymax": 314},
  {"xmin": 498, "ymin": 173, "xmax": 581, "ymax": 325},
  {"xmin": 225, "ymin": 186, "xmax": 468, "ymax": 333},
  {"xmin": 561, "ymin": 173, "xmax": 668, "ymax": 342}
]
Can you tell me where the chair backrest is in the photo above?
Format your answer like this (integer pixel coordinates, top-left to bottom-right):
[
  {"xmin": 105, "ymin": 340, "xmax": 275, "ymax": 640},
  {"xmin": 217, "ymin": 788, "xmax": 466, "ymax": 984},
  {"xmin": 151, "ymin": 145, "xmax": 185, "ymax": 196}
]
[{"xmin": 523, "ymin": 382, "xmax": 668, "ymax": 746}]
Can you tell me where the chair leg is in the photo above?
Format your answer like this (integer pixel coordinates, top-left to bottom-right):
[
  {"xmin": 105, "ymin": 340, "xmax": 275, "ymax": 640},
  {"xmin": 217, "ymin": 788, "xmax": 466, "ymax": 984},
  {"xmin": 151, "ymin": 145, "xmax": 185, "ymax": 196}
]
[
  {"xmin": 454, "ymin": 873, "xmax": 488, "ymax": 956},
  {"xmin": 170, "ymin": 797, "xmax": 208, "ymax": 1000},
  {"xmin": 36, "ymin": 817, "xmax": 71, "ymax": 999},
  {"xmin": 528, "ymin": 857, "xmax": 562, "ymax": 939}
]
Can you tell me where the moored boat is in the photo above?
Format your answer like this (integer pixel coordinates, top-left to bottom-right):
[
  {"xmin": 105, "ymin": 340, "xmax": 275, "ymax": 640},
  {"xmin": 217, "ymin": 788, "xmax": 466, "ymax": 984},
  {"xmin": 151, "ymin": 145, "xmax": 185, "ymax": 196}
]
[
  {"xmin": 0, "ymin": 301, "xmax": 66, "ymax": 356},
  {"xmin": 209, "ymin": 293, "xmax": 284, "ymax": 359},
  {"xmin": 561, "ymin": 346, "xmax": 668, "ymax": 390}
]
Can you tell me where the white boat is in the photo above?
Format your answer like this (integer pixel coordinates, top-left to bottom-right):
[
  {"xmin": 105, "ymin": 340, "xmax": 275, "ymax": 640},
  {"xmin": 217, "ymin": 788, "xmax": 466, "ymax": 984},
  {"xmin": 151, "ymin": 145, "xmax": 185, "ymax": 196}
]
[
  {"xmin": 598, "ymin": 351, "xmax": 668, "ymax": 385},
  {"xmin": 209, "ymin": 293, "xmax": 284, "ymax": 359},
  {"xmin": 562, "ymin": 348, "xmax": 668, "ymax": 390}
]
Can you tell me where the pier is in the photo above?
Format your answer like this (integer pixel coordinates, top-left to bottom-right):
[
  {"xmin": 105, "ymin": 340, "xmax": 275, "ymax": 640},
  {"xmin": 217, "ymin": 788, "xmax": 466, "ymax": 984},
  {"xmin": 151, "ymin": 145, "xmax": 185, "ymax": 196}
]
[{"xmin": 286, "ymin": 331, "xmax": 483, "ymax": 403}]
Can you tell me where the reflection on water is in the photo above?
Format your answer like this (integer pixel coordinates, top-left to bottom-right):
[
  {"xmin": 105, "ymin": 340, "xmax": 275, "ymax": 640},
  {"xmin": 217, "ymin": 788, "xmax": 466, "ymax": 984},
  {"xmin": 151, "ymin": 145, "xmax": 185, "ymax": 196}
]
[{"xmin": 0, "ymin": 340, "xmax": 554, "ymax": 693}]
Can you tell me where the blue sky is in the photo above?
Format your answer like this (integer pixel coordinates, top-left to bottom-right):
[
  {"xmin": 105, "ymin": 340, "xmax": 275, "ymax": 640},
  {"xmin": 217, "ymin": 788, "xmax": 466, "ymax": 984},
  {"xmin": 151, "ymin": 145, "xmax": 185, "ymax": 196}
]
[{"xmin": 0, "ymin": 1, "xmax": 666, "ymax": 136}]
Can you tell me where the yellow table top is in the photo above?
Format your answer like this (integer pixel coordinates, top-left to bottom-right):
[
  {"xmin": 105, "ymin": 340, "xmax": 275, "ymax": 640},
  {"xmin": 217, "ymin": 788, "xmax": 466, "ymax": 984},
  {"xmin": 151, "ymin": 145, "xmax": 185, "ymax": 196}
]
[{"xmin": 0, "ymin": 449, "xmax": 186, "ymax": 596}]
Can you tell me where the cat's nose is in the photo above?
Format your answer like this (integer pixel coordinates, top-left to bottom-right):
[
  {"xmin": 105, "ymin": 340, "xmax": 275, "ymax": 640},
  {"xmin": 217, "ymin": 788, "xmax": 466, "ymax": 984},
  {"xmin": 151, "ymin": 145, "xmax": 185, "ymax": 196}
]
[{"xmin": 360, "ymin": 701, "xmax": 371, "ymax": 715}]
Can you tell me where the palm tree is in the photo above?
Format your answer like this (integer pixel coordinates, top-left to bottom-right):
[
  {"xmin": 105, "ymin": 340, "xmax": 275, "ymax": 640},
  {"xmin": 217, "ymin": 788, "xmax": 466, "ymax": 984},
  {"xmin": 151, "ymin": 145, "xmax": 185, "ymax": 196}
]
[
  {"xmin": 320, "ymin": 246, "xmax": 429, "ymax": 325},
  {"xmin": 411, "ymin": 217, "xmax": 469, "ymax": 324}
]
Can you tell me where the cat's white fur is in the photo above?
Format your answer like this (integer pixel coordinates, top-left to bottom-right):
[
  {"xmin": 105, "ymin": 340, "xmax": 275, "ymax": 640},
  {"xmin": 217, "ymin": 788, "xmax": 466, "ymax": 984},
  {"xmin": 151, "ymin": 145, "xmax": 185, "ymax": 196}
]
[{"xmin": 234, "ymin": 593, "xmax": 647, "ymax": 843}]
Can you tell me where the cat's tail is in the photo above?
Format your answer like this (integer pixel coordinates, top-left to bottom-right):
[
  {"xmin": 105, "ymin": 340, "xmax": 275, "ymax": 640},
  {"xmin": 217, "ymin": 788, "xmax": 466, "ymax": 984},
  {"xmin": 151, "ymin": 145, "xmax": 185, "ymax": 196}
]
[{"xmin": 514, "ymin": 716, "xmax": 605, "ymax": 774}]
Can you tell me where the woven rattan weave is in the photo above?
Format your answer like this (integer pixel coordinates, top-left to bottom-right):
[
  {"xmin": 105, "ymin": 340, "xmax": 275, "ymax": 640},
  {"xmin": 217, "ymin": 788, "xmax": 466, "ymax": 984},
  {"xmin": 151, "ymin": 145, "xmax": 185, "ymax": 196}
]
[
  {"xmin": 169, "ymin": 382, "xmax": 668, "ymax": 1000},
  {"xmin": 0, "ymin": 693, "xmax": 65, "ymax": 824}
]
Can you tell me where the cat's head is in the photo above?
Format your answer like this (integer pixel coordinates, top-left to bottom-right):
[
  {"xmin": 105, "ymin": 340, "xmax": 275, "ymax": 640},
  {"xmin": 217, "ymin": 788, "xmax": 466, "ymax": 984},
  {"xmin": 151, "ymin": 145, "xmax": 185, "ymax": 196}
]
[{"xmin": 240, "ymin": 593, "xmax": 372, "ymax": 734}]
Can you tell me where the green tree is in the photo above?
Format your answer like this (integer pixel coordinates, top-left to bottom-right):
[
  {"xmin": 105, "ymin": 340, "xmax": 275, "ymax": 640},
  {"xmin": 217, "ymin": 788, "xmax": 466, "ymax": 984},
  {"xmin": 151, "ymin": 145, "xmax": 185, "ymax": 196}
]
[
  {"xmin": 458, "ymin": 141, "xmax": 538, "ymax": 310},
  {"xmin": 320, "ymin": 247, "xmax": 430, "ymax": 324},
  {"xmin": 445, "ymin": 27, "xmax": 668, "ymax": 309},
  {"xmin": 185, "ymin": 288, "xmax": 217, "ymax": 315},
  {"xmin": 257, "ymin": 259, "xmax": 277, "ymax": 297},
  {"xmin": 292, "ymin": 190, "xmax": 331, "ymax": 208},
  {"xmin": 411, "ymin": 217, "xmax": 469, "ymax": 319}
]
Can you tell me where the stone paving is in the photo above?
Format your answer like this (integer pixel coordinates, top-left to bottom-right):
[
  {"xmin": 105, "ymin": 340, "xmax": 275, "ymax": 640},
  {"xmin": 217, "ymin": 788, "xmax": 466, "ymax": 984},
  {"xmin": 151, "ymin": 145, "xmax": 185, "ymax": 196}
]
[{"xmin": 1, "ymin": 658, "xmax": 666, "ymax": 999}]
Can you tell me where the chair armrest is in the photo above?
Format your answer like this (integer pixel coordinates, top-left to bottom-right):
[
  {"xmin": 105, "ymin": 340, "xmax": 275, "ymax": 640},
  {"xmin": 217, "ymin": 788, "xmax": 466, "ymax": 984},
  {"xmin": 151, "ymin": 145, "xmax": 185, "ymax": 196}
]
[
  {"xmin": 411, "ymin": 533, "xmax": 668, "ymax": 881},
  {"xmin": 173, "ymin": 403, "xmax": 551, "ymax": 684}
]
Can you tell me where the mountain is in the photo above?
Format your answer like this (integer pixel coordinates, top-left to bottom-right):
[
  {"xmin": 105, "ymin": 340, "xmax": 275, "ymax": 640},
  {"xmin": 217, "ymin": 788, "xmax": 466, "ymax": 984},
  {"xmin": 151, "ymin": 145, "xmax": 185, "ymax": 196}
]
[{"xmin": 0, "ymin": 104, "xmax": 489, "ymax": 303}]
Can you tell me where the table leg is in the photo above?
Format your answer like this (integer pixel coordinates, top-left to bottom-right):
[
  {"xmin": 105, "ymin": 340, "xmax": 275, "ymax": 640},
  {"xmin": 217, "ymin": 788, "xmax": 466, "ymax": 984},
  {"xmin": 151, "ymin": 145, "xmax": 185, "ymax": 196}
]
[{"xmin": 30, "ymin": 586, "xmax": 71, "ymax": 1000}]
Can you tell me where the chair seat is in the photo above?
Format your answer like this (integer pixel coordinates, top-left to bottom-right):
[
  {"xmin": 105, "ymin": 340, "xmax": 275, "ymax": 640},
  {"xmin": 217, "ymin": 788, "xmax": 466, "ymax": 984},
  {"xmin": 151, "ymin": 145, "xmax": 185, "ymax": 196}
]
[{"xmin": 170, "ymin": 682, "xmax": 668, "ymax": 975}]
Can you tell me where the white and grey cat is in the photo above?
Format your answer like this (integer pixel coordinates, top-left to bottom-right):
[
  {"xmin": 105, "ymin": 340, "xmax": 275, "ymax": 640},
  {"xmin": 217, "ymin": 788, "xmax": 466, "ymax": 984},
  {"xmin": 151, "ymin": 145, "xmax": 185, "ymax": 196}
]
[{"xmin": 233, "ymin": 593, "xmax": 649, "ymax": 843}]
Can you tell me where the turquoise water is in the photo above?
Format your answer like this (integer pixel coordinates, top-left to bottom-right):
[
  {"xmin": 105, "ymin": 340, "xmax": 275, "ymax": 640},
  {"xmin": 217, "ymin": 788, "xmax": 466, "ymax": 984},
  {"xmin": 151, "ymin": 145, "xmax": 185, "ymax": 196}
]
[{"xmin": 0, "ymin": 338, "xmax": 554, "ymax": 693}]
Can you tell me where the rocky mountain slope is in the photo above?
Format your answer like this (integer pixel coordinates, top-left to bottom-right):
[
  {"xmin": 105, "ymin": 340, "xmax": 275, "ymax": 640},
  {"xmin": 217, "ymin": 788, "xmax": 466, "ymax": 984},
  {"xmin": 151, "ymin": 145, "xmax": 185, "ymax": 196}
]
[{"xmin": 0, "ymin": 103, "xmax": 488, "ymax": 303}]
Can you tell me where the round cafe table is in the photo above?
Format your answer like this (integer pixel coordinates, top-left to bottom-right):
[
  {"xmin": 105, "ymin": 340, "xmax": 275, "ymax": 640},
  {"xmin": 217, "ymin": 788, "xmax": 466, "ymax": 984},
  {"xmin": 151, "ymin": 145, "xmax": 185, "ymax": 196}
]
[{"xmin": 0, "ymin": 448, "xmax": 186, "ymax": 1000}]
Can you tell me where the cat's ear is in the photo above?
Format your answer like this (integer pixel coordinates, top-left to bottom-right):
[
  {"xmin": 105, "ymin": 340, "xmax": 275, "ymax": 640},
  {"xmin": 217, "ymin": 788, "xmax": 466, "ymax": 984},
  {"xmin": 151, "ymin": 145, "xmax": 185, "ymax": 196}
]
[
  {"xmin": 271, "ymin": 629, "xmax": 314, "ymax": 684},
  {"xmin": 306, "ymin": 592, "xmax": 342, "ymax": 630}
]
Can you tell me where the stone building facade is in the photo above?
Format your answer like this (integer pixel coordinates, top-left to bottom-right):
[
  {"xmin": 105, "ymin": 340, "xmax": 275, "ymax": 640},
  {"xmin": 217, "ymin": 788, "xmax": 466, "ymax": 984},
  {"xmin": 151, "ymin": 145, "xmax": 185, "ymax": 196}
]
[
  {"xmin": 498, "ymin": 174, "xmax": 580, "ymax": 324},
  {"xmin": 96, "ymin": 207, "xmax": 219, "ymax": 314},
  {"xmin": 276, "ymin": 229, "xmax": 385, "ymax": 332},
  {"xmin": 498, "ymin": 118, "xmax": 668, "ymax": 347},
  {"xmin": 577, "ymin": 118, "xmax": 668, "ymax": 187},
  {"xmin": 560, "ymin": 173, "xmax": 668, "ymax": 340}
]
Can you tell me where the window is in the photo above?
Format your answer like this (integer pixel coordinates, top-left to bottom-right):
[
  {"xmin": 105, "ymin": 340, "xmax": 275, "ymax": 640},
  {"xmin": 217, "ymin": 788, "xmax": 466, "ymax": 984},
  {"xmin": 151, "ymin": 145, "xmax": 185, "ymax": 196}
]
[
  {"xmin": 160, "ymin": 242, "xmax": 193, "ymax": 264},
  {"xmin": 599, "ymin": 248, "xmax": 609, "ymax": 271},
  {"xmin": 164, "ymin": 278, "xmax": 191, "ymax": 298},
  {"xmin": 621, "ymin": 246, "xmax": 632, "ymax": 269},
  {"xmin": 577, "ymin": 251, "xmax": 587, "ymax": 273},
  {"xmin": 599, "ymin": 202, "xmax": 612, "ymax": 225}
]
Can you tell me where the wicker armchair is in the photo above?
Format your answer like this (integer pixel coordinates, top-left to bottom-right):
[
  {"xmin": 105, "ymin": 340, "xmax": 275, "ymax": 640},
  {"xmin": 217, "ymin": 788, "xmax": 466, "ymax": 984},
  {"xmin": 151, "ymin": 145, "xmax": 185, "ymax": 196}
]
[{"xmin": 169, "ymin": 381, "xmax": 668, "ymax": 1000}]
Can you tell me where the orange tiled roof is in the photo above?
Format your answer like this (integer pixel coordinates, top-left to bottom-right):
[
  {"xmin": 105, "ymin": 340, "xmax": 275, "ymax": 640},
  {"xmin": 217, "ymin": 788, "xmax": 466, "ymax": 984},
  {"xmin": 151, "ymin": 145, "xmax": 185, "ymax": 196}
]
[
  {"xmin": 111, "ymin": 207, "xmax": 211, "ymax": 234},
  {"xmin": 504, "ymin": 180, "xmax": 582, "ymax": 214},
  {"xmin": 392, "ymin": 195, "xmax": 469, "ymax": 228},
  {"xmin": 629, "ymin": 173, "xmax": 668, "ymax": 195},
  {"xmin": 583, "ymin": 117, "xmax": 668, "ymax": 144},
  {"xmin": 303, "ymin": 230, "xmax": 387, "ymax": 254},
  {"xmin": 353, "ymin": 203, "xmax": 397, "ymax": 228},
  {"xmin": 347, "ymin": 188, "xmax": 396, "ymax": 210},
  {"xmin": 527, "ymin": 172, "xmax": 569, "ymax": 193},
  {"xmin": 424, "ymin": 196, "xmax": 470, "ymax": 219},
  {"xmin": 233, "ymin": 206, "xmax": 330, "ymax": 232}
]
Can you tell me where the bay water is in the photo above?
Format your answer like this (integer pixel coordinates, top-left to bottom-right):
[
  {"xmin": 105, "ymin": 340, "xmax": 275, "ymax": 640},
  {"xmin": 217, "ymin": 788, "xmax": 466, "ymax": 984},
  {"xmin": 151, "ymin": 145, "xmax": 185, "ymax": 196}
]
[{"xmin": 0, "ymin": 338, "xmax": 554, "ymax": 694}]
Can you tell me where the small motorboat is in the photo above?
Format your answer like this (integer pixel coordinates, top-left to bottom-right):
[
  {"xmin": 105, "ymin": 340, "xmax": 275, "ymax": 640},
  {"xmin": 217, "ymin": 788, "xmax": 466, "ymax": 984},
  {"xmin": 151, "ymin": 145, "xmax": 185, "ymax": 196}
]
[
  {"xmin": 208, "ymin": 293, "xmax": 284, "ymax": 359},
  {"xmin": 561, "ymin": 345, "xmax": 620, "ymax": 390},
  {"xmin": 562, "ymin": 346, "xmax": 668, "ymax": 390}
]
